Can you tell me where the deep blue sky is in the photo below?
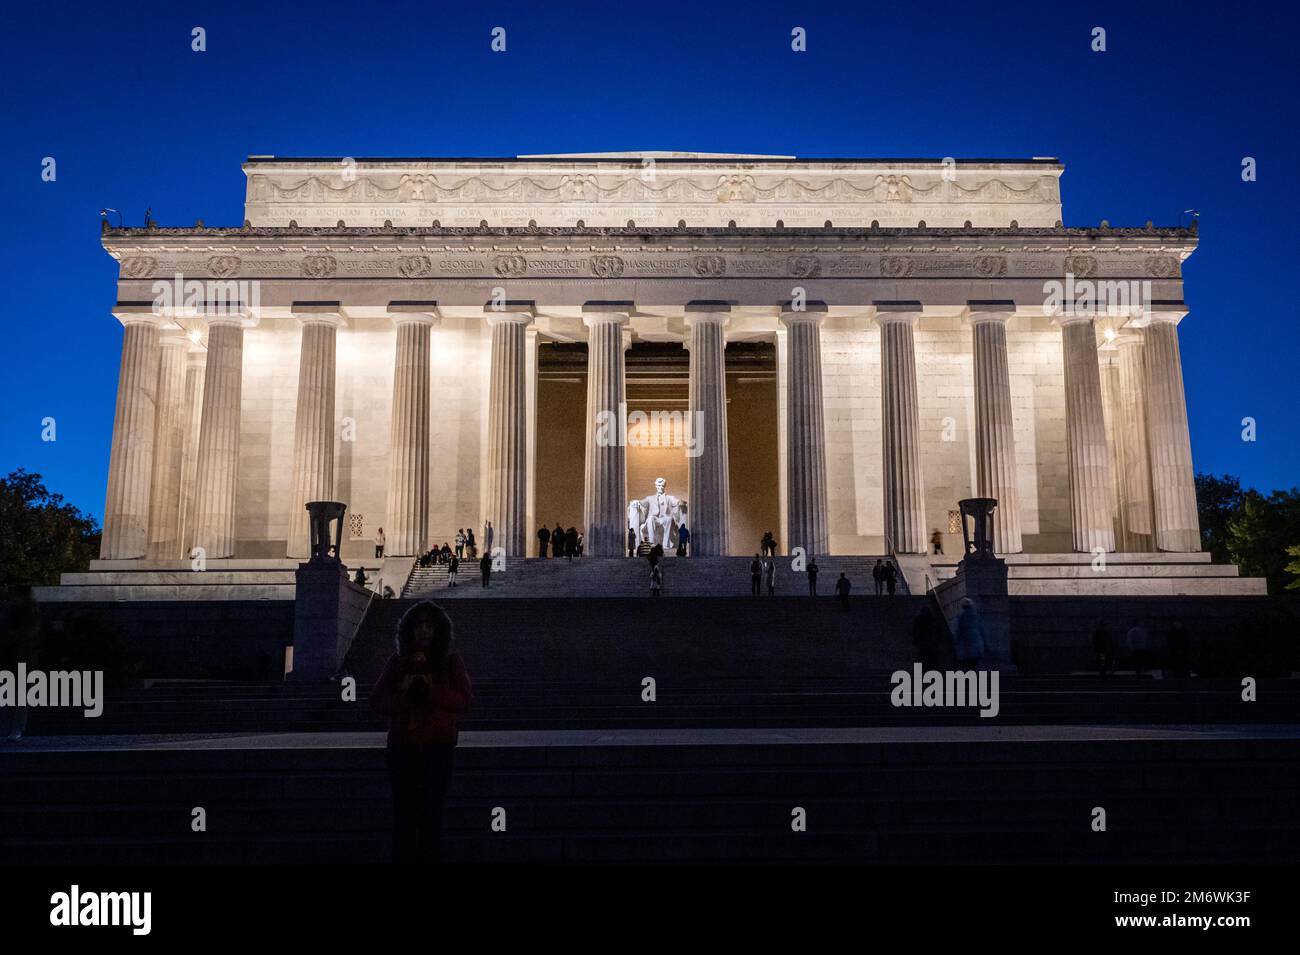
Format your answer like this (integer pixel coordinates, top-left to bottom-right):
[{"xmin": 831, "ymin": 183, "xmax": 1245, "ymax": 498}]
[{"xmin": 2, "ymin": 0, "xmax": 1296, "ymax": 521}]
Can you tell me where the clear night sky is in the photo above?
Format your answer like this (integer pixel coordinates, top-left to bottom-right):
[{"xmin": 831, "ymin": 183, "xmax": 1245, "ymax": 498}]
[{"xmin": 2, "ymin": 0, "xmax": 1296, "ymax": 520}]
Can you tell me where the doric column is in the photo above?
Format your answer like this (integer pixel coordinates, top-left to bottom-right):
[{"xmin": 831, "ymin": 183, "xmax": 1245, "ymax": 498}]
[
  {"xmin": 582, "ymin": 305, "xmax": 630, "ymax": 557},
  {"xmin": 485, "ymin": 305, "xmax": 534, "ymax": 558},
  {"xmin": 286, "ymin": 305, "xmax": 343, "ymax": 558},
  {"xmin": 100, "ymin": 308, "xmax": 165, "ymax": 559},
  {"xmin": 385, "ymin": 304, "xmax": 437, "ymax": 557},
  {"xmin": 1143, "ymin": 308, "xmax": 1200, "ymax": 551},
  {"xmin": 145, "ymin": 328, "xmax": 191, "ymax": 559},
  {"xmin": 780, "ymin": 305, "xmax": 829, "ymax": 556},
  {"xmin": 875, "ymin": 303, "xmax": 927, "ymax": 555},
  {"xmin": 685, "ymin": 304, "xmax": 731, "ymax": 556},
  {"xmin": 1057, "ymin": 315, "xmax": 1116, "ymax": 552},
  {"xmin": 1115, "ymin": 333, "xmax": 1154, "ymax": 543},
  {"xmin": 967, "ymin": 304, "xmax": 1022, "ymax": 553},
  {"xmin": 178, "ymin": 343, "xmax": 206, "ymax": 557},
  {"xmin": 192, "ymin": 312, "xmax": 255, "ymax": 559}
]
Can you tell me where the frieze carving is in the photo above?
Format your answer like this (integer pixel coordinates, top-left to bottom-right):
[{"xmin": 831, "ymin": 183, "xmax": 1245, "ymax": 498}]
[
  {"xmin": 301, "ymin": 254, "xmax": 338, "ymax": 278},
  {"xmin": 1063, "ymin": 254, "xmax": 1098, "ymax": 278},
  {"xmin": 881, "ymin": 256, "xmax": 915, "ymax": 278},
  {"xmin": 1143, "ymin": 256, "xmax": 1180, "ymax": 278},
  {"xmin": 397, "ymin": 255, "xmax": 433, "ymax": 277},
  {"xmin": 246, "ymin": 172, "xmax": 1061, "ymax": 208},
  {"xmin": 691, "ymin": 255, "xmax": 726, "ymax": 277},
  {"xmin": 589, "ymin": 255, "xmax": 625, "ymax": 278},
  {"xmin": 207, "ymin": 255, "xmax": 241, "ymax": 278},
  {"xmin": 493, "ymin": 254, "xmax": 528, "ymax": 277},
  {"xmin": 973, "ymin": 255, "xmax": 1007, "ymax": 278},
  {"xmin": 788, "ymin": 255, "xmax": 822, "ymax": 278},
  {"xmin": 120, "ymin": 256, "xmax": 158, "ymax": 278}
]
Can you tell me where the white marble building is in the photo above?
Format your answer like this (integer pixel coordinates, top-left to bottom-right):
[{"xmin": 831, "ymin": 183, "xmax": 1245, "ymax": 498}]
[{"xmin": 78, "ymin": 152, "xmax": 1238, "ymax": 594}]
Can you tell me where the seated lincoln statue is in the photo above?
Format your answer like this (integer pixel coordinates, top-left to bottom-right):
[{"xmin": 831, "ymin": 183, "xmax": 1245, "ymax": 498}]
[{"xmin": 629, "ymin": 477, "xmax": 686, "ymax": 552}]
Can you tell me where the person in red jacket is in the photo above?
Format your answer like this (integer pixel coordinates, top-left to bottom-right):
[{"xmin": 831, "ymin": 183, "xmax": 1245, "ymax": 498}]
[{"xmin": 369, "ymin": 600, "xmax": 473, "ymax": 863}]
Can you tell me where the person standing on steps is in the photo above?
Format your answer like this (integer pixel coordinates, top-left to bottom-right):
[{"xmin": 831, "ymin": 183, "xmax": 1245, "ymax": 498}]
[
  {"xmin": 627, "ymin": 526, "xmax": 637, "ymax": 558},
  {"xmin": 447, "ymin": 554, "xmax": 459, "ymax": 588},
  {"xmin": 375, "ymin": 527, "xmax": 386, "ymax": 559},
  {"xmin": 835, "ymin": 572, "xmax": 851, "ymax": 611},
  {"xmin": 553, "ymin": 523, "xmax": 565, "ymax": 559},
  {"xmin": 455, "ymin": 529, "xmax": 465, "ymax": 559},
  {"xmin": 872, "ymin": 559, "xmax": 885, "ymax": 596},
  {"xmin": 884, "ymin": 561, "xmax": 897, "ymax": 596},
  {"xmin": 650, "ymin": 561, "xmax": 662, "ymax": 597},
  {"xmin": 750, "ymin": 554, "xmax": 762, "ymax": 596},
  {"xmin": 565, "ymin": 527, "xmax": 578, "ymax": 561},
  {"xmin": 538, "ymin": 525, "xmax": 551, "ymax": 558},
  {"xmin": 806, "ymin": 557, "xmax": 819, "ymax": 596},
  {"xmin": 930, "ymin": 528, "xmax": 943, "ymax": 556},
  {"xmin": 479, "ymin": 550, "xmax": 492, "ymax": 588},
  {"xmin": 764, "ymin": 555, "xmax": 776, "ymax": 596},
  {"xmin": 676, "ymin": 523, "xmax": 690, "ymax": 557},
  {"xmin": 465, "ymin": 527, "xmax": 476, "ymax": 560},
  {"xmin": 370, "ymin": 600, "xmax": 473, "ymax": 864},
  {"xmin": 484, "ymin": 521, "xmax": 494, "ymax": 556}
]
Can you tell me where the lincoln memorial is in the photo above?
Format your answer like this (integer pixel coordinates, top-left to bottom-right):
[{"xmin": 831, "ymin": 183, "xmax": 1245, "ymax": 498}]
[{"xmin": 67, "ymin": 151, "xmax": 1251, "ymax": 600}]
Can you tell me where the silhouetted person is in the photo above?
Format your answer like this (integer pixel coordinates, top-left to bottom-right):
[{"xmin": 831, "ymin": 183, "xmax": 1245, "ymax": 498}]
[
  {"xmin": 750, "ymin": 554, "xmax": 762, "ymax": 596},
  {"xmin": 760, "ymin": 531, "xmax": 774, "ymax": 557},
  {"xmin": 370, "ymin": 601, "xmax": 473, "ymax": 863},
  {"xmin": 354, "ymin": 566, "xmax": 368, "ymax": 588},
  {"xmin": 911, "ymin": 604, "xmax": 943, "ymax": 670},
  {"xmin": 479, "ymin": 551, "xmax": 492, "ymax": 588},
  {"xmin": 884, "ymin": 561, "xmax": 897, "ymax": 596},
  {"xmin": 764, "ymin": 557, "xmax": 776, "ymax": 596},
  {"xmin": 676, "ymin": 524, "xmax": 690, "ymax": 557},
  {"xmin": 648, "ymin": 542, "xmax": 664, "ymax": 566},
  {"xmin": 565, "ymin": 527, "xmax": 578, "ymax": 561},
  {"xmin": 806, "ymin": 558, "xmax": 819, "ymax": 596},
  {"xmin": 375, "ymin": 527, "xmax": 386, "ymax": 559},
  {"xmin": 930, "ymin": 528, "xmax": 943, "ymax": 555},
  {"xmin": 1091, "ymin": 619, "xmax": 1114, "ymax": 678},
  {"xmin": 484, "ymin": 521, "xmax": 494, "ymax": 555},
  {"xmin": 577, "ymin": 532, "xmax": 584, "ymax": 557},
  {"xmin": 553, "ymin": 524, "xmax": 564, "ymax": 558},
  {"xmin": 872, "ymin": 559, "xmax": 885, "ymax": 596},
  {"xmin": 538, "ymin": 525, "xmax": 551, "ymax": 558},
  {"xmin": 955, "ymin": 598, "xmax": 985, "ymax": 669},
  {"xmin": 835, "ymin": 572, "xmax": 851, "ymax": 610},
  {"xmin": 650, "ymin": 562, "xmax": 662, "ymax": 597},
  {"xmin": 628, "ymin": 527, "xmax": 637, "ymax": 557},
  {"xmin": 447, "ymin": 555, "xmax": 460, "ymax": 588}
]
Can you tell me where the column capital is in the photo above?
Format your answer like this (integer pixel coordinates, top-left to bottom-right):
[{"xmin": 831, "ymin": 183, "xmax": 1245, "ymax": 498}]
[
  {"xmin": 778, "ymin": 301, "xmax": 826, "ymax": 326},
  {"xmin": 387, "ymin": 300, "xmax": 441, "ymax": 326},
  {"xmin": 685, "ymin": 302, "xmax": 730, "ymax": 331},
  {"xmin": 873, "ymin": 300, "xmax": 924, "ymax": 325},
  {"xmin": 1130, "ymin": 301, "xmax": 1189, "ymax": 327},
  {"xmin": 485, "ymin": 300, "xmax": 536, "ymax": 327},
  {"xmin": 964, "ymin": 300, "xmax": 1016, "ymax": 326},
  {"xmin": 110, "ymin": 303, "xmax": 171, "ymax": 329},
  {"xmin": 582, "ymin": 302, "xmax": 632, "ymax": 328},
  {"xmin": 1051, "ymin": 312, "xmax": 1096, "ymax": 328},
  {"xmin": 291, "ymin": 301, "xmax": 348, "ymax": 328}
]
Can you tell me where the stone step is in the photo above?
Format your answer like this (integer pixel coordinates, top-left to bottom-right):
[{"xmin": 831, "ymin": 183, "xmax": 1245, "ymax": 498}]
[{"xmin": 3, "ymin": 730, "xmax": 1297, "ymax": 863}]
